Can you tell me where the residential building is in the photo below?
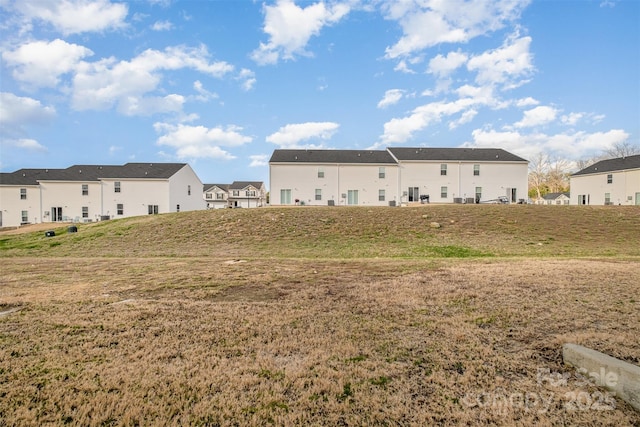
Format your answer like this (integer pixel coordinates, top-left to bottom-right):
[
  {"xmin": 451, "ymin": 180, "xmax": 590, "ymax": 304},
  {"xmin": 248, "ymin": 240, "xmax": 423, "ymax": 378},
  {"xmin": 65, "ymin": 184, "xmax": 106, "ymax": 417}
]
[
  {"xmin": 203, "ymin": 181, "xmax": 266, "ymax": 208},
  {"xmin": 570, "ymin": 155, "xmax": 640, "ymax": 205},
  {"xmin": 269, "ymin": 147, "xmax": 528, "ymax": 206},
  {"xmin": 0, "ymin": 163, "xmax": 204, "ymax": 228},
  {"xmin": 535, "ymin": 192, "xmax": 570, "ymax": 205},
  {"xmin": 269, "ymin": 150, "xmax": 398, "ymax": 206},
  {"xmin": 203, "ymin": 184, "xmax": 230, "ymax": 209}
]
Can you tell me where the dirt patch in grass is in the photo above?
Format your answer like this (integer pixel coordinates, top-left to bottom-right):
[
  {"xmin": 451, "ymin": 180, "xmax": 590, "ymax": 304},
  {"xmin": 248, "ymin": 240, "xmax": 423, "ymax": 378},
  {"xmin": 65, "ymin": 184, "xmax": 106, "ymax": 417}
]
[{"xmin": 1, "ymin": 257, "xmax": 638, "ymax": 425}]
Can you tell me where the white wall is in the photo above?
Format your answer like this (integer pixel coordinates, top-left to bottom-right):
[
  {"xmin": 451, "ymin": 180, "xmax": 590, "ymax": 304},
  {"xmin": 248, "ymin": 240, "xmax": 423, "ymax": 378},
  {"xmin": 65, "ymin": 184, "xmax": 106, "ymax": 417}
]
[
  {"xmin": 571, "ymin": 169, "xmax": 640, "ymax": 205},
  {"xmin": 270, "ymin": 163, "xmax": 399, "ymax": 206},
  {"xmin": 394, "ymin": 161, "xmax": 528, "ymax": 204},
  {"xmin": 40, "ymin": 181, "xmax": 102, "ymax": 223},
  {"xmin": 0, "ymin": 185, "xmax": 40, "ymax": 227},
  {"xmin": 101, "ymin": 178, "xmax": 171, "ymax": 218},
  {"xmin": 168, "ymin": 165, "xmax": 206, "ymax": 212}
]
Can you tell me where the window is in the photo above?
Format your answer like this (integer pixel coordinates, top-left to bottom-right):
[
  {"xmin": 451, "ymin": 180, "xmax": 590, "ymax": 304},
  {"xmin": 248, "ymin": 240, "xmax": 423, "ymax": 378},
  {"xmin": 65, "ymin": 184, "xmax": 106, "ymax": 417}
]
[
  {"xmin": 441, "ymin": 186, "xmax": 448, "ymax": 198},
  {"xmin": 315, "ymin": 189, "xmax": 322, "ymax": 201},
  {"xmin": 114, "ymin": 182, "xmax": 121, "ymax": 193},
  {"xmin": 188, "ymin": 185, "xmax": 191, "ymax": 195},
  {"xmin": 21, "ymin": 210, "xmax": 28, "ymax": 223},
  {"xmin": 205, "ymin": 193, "xmax": 213, "ymax": 200},
  {"xmin": 379, "ymin": 167, "xmax": 385, "ymax": 179},
  {"xmin": 148, "ymin": 205, "xmax": 158, "ymax": 215},
  {"xmin": 176, "ymin": 204, "xmax": 180, "ymax": 212},
  {"xmin": 82, "ymin": 184, "xmax": 88, "ymax": 195},
  {"xmin": 20, "ymin": 188, "xmax": 27, "ymax": 200},
  {"xmin": 216, "ymin": 193, "xmax": 225, "ymax": 200},
  {"xmin": 473, "ymin": 164, "xmax": 480, "ymax": 176},
  {"xmin": 246, "ymin": 190, "xmax": 256, "ymax": 197},
  {"xmin": 607, "ymin": 174, "xmax": 612, "ymax": 184},
  {"xmin": 82, "ymin": 207, "xmax": 89, "ymax": 218},
  {"xmin": 318, "ymin": 168, "xmax": 324, "ymax": 178},
  {"xmin": 475, "ymin": 187, "xmax": 482, "ymax": 203},
  {"xmin": 440, "ymin": 164, "xmax": 447, "ymax": 176},
  {"xmin": 117, "ymin": 204, "xmax": 123, "ymax": 215},
  {"xmin": 605, "ymin": 193, "xmax": 611, "ymax": 205},
  {"xmin": 232, "ymin": 190, "xmax": 240, "ymax": 197},
  {"xmin": 379, "ymin": 189, "xmax": 385, "ymax": 202}
]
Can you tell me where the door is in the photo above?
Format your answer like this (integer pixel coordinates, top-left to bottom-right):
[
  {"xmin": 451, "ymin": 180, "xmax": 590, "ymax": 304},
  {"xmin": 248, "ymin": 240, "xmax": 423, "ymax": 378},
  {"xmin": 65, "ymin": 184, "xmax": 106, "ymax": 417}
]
[
  {"xmin": 280, "ymin": 189, "xmax": 291, "ymax": 205},
  {"xmin": 347, "ymin": 190, "xmax": 358, "ymax": 205},
  {"xmin": 408, "ymin": 187, "xmax": 419, "ymax": 202},
  {"xmin": 51, "ymin": 207, "xmax": 62, "ymax": 221}
]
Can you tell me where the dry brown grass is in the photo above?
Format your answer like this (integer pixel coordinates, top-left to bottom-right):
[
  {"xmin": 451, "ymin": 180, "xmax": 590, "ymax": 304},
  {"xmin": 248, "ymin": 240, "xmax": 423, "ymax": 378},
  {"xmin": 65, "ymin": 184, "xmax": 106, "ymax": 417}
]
[{"xmin": 1, "ymin": 257, "xmax": 639, "ymax": 426}]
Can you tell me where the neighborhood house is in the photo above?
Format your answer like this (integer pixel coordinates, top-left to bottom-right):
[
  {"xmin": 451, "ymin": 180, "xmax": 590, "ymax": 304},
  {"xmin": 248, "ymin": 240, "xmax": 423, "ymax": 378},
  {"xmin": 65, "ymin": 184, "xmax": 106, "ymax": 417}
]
[
  {"xmin": 570, "ymin": 155, "xmax": 640, "ymax": 205},
  {"xmin": 0, "ymin": 163, "xmax": 204, "ymax": 228},
  {"xmin": 203, "ymin": 181, "xmax": 266, "ymax": 209},
  {"xmin": 269, "ymin": 147, "xmax": 529, "ymax": 206}
]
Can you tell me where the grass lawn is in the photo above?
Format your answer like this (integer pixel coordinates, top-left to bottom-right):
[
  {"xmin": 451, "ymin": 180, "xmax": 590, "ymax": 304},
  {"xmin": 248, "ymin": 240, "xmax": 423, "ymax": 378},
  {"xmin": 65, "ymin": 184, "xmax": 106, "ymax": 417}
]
[{"xmin": 1, "ymin": 205, "xmax": 639, "ymax": 425}]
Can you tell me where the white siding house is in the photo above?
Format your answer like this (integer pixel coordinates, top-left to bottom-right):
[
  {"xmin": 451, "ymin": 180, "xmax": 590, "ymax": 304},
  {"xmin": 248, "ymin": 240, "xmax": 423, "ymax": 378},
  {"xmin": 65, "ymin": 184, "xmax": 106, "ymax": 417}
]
[
  {"xmin": 269, "ymin": 150, "xmax": 399, "ymax": 206},
  {"xmin": 269, "ymin": 148, "xmax": 528, "ymax": 206},
  {"xmin": 0, "ymin": 163, "xmax": 205, "ymax": 227},
  {"xmin": 388, "ymin": 147, "xmax": 529, "ymax": 204},
  {"xmin": 203, "ymin": 184, "xmax": 230, "ymax": 209},
  {"xmin": 570, "ymin": 155, "xmax": 640, "ymax": 206}
]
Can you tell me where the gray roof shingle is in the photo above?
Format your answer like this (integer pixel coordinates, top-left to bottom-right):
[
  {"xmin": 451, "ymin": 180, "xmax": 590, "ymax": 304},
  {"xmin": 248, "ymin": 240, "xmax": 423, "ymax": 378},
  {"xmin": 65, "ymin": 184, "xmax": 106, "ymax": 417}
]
[
  {"xmin": 229, "ymin": 181, "xmax": 264, "ymax": 190},
  {"xmin": 571, "ymin": 155, "xmax": 640, "ymax": 176},
  {"xmin": 0, "ymin": 163, "xmax": 187, "ymax": 185},
  {"xmin": 387, "ymin": 147, "xmax": 528, "ymax": 162},
  {"xmin": 269, "ymin": 149, "xmax": 397, "ymax": 164}
]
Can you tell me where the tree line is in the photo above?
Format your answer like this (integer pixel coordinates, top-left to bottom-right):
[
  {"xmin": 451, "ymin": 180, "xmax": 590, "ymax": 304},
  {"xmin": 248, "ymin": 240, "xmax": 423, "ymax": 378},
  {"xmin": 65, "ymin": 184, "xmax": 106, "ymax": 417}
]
[{"xmin": 528, "ymin": 141, "xmax": 640, "ymax": 199}]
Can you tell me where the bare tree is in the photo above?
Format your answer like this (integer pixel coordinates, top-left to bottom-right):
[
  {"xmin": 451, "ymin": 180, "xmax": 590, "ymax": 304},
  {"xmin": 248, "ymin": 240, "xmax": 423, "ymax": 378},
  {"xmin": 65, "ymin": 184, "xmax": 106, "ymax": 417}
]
[
  {"xmin": 528, "ymin": 153, "xmax": 571, "ymax": 199},
  {"xmin": 546, "ymin": 157, "xmax": 571, "ymax": 193},
  {"xmin": 604, "ymin": 141, "xmax": 640, "ymax": 159},
  {"xmin": 528, "ymin": 152, "xmax": 550, "ymax": 200}
]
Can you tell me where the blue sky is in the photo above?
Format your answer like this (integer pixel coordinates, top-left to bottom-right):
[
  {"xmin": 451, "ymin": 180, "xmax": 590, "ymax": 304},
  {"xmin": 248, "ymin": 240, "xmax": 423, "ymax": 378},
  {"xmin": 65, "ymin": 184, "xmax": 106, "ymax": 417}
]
[{"xmin": 1, "ymin": 0, "xmax": 638, "ymax": 184}]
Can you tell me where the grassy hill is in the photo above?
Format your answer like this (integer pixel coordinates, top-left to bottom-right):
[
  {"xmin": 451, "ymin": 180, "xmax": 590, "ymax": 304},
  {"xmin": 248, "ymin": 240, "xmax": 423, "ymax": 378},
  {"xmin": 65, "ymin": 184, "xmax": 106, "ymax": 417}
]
[
  {"xmin": 2, "ymin": 205, "xmax": 639, "ymax": 258},
  {"xmin": 1, "ymin": 205, "xmax": 639, "ymax": 425}
]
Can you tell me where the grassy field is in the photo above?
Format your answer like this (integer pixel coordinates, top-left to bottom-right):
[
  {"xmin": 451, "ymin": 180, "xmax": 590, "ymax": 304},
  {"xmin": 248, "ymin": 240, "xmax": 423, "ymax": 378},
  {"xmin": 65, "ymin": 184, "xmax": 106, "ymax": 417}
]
[{"xmin": 1, "ymin": 205, "xmax": 639, "ymax": 426}]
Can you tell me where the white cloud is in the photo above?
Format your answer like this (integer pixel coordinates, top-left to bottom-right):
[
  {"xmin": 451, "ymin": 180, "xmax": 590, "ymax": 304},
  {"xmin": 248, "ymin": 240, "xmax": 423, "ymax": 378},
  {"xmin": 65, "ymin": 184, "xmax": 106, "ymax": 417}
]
[
  {"xmin": 251, "ymin": 0, "xmax": 350, "ymax": 65},
  {"xmin": 383, "ymin": 0, "xmax": 530, "ymax": 59},
  {"xmin": 515, "ymin": 97, "xmax": 539, "ymax": 107},
  {"xmin": 428, "ymin": 50, "xmax": 468, "ymax": 77},
  {"xmin": 71, "ymin": 45, "xmax": 234, "ymax": 114},
  {"xmin": 514, "ymin": 106, "xmax": 558, "ymax": 128},
  {"xmin": 154, "ymin": 122, "xmax": 252, "ymax": 160},
  {"xmin": 377, "ymin": 89, "xmax": 404, "ymax": 109},
  {"xmin": 0, "ymin": 92, "xmax": 56, "ymax": 128},
  {"xmin": 249, "ymin": 154, "xmax": 269, "ymax": 167},
  {"xmin": 449, "ymin": 109, "xmax": 477, "ymax": 129},
  {"xmin": 466, "ymin": 33, "xmax": 534, "ymax": 89},
  {"xmin": 192, "ymin": 80, "xmax": 218, "ymax": 102},
  {"xmin": 118, "ymin": 94, "xmax": 185, "ymax": 116},
  {"xmin": 0, "ymin": 93, "xmax": 53, "ymax": 152},
  {"xmin": 10, "ymin": 0, "xmax": 128, "ymax": 35},
  {"xmin": 394, "ymin": 60, "xmax": 416, "ymax": 74},
  {"xmin": 151, "ymin": 20, "xmax": 173, "ymax": 31},
  {"xmin": 467, "ymin": 128, "xmax": 629, "ymax": 160},
  {"xmin": 2, "ymin": 39, "xmax": 93, "ymax": 88},
  {"xmin": 16, "ymin": 138, "xmax": 47, "ymax": 151},
  {"xmin": 237, "ymin": 68, "xmax": 256, "ymax": 91},
  {"xmin": 561, "ymin": 112, "xmax": 584, "ymax": 126},
  {"xmin": 266, "ymin": 122, "xmax": 339, "ymax": 148}
]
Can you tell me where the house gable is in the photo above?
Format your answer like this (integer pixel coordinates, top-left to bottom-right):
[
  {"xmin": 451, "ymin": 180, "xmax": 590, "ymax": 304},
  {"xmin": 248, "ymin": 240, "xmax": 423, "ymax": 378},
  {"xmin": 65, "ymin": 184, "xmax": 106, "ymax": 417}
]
[{"xmin": 572, "ymin": 155, "xmax": 640, "ymax": 176}]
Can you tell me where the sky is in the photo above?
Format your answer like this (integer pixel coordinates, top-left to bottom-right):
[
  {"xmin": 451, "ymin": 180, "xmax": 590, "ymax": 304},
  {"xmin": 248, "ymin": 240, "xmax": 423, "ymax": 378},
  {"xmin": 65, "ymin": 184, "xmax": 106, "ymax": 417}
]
[{"xmin": 1, "ymin": 0, "xmax": 638, "ymax": 185}]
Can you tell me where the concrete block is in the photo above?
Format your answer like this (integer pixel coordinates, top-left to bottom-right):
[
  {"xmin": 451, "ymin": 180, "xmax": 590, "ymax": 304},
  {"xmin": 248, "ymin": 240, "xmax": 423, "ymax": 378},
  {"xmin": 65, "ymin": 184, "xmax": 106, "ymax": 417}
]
[{"xmin": 563, "ymin": 343, "xmax": 640, "ymax": 411}]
